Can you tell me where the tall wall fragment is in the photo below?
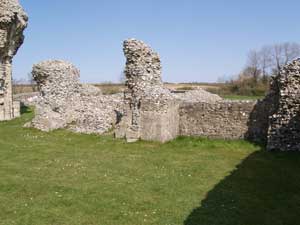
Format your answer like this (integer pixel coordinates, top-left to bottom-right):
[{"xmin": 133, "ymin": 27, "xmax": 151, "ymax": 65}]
[
  {"xmin": 267, "ymin": 59, "xmax": 300, "ymax": 151},
  {"xmin": 0, "ymin": 0, "xmax": 28, "ymax": 120},
  {"xmin": 115, "ymin": 39, "xmax": 180, "ymax": 142}
]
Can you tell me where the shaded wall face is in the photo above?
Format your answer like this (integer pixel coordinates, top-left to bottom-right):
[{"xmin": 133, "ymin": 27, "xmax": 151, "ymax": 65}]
[
  {"xmin": 0, "ymin": 15, "xmax": 26, "ymax": 59},
  {"xmin": 0, "ymin": 27, "xmax": 8, "ymax": 103},
  {"xmin": 267, "ymin": 61, "xmax": 300, "ymax": 151}
]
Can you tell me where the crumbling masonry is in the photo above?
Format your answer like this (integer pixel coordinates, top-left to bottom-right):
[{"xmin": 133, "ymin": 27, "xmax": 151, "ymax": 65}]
[
  {"xmin": 115, "ymin": 39, "xmax": 180, "ymax": 142},
  {"xmin": 0, "ymin": 0, "xmax": 27, "ymax": 120},
  {"xmin": 25, "ymin": 38, "xmax": 300, "ymax": 151},
  {"xmin": 28, "ymin": 60, "xmax": 123, "ymax": 134},
  {"xmin": 114, "ymin": 39, "xmax": 300, "ymax": 150},
  {"xmin": 3, "ymin": 0, "xmax": 300, "ymax": 151},
  {"xmin": 266, "ymin": 59, "xmax": 300, "ymax": 151}
]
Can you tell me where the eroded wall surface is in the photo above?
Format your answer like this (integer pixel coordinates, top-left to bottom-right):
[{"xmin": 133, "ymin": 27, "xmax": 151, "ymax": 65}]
[
  {"xmin": 116, "ymin": 39, "xmax": 180, "ymax": 142},
  {"xmin": 24, "ymin": 37, "xmax": 300, "ymax": 150},
  {"xmin": 267, "ymin": 59, "xmax": 300, "ymax": 151},
  {"xmin": 179, "ymin": 59, "xmax": 300, "ymax": 151},
  {"xmin": 0, "ymin": 0, "xmax": 27, "ymax": 120},
  {"xmin": 179, "ymin": 100, "xmax": 260, "ymax": 139},
  {"xmin": 29, "ymin": 60, "xmax": 123, "ymax": 134}
]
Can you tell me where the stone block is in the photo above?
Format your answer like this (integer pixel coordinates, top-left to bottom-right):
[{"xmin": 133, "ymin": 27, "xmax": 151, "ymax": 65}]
[{"xmin": 140, "ymin": 102, "xmax": 179, "ymax": 142}]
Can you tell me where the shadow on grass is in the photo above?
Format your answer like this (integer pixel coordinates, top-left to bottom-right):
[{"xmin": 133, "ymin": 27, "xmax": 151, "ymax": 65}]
[{"xmin": 184, "ymin": 149, "xmax": 300, "ymax": 225}]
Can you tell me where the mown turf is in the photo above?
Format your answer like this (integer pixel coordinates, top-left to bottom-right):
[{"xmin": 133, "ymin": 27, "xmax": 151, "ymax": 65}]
[{"xmin": 0, "ymin": 108, "xmax": 299, "ymax": 225}]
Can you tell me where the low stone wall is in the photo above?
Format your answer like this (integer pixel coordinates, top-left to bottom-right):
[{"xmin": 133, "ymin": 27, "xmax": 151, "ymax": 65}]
[{"xmin": 179, "ymin": 100, "xmax": 265, "ymax": 140}]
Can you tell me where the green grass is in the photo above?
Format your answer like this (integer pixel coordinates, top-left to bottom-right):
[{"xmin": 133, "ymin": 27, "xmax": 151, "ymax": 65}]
[
  {"xmin": 222, "ymin": 95, "xmax": 264, "ymax": 100},
  {"xmin": 1, "ymin": 108, "xmax": 300, "ymax": 225}
]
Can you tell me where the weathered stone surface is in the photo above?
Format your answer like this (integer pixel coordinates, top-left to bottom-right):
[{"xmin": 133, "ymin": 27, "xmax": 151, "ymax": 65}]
[
  {"xmin": 29, "ymin": 60, "xmax": 123, "ymax": 134},
  {"xmin": 0, "ymin": 0, "xmax": 28, "ymax": 24},
  {"xmin": 267, "ymin": 59, "xmax": 300, "ymax": 151},
  {"xmin": 179, "ymin": 100, "xmax": 259, "ymax": 139},
  {"xmin": 244, "ymin": 98, "xmax": 271, "ymax": 144},
  {"xmin": 115, "ymin": 39, "xmax": 180, "ymax": 142},
  {"xmin": 115, "ymin": 39, "xmax": 271, "ymax": 143},
  {"xmin": 0, "ymin": 0, "xmax": 27, "ymax": 121}
]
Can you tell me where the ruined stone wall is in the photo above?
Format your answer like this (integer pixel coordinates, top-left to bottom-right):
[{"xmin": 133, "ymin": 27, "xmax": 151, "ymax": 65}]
[
  {"xmin": 267, "ymin": 59, "xmax": 300, "ymax": 151},
  {"xmin": 179, "ymin": 100, "xmax": 268, "ymax": 140},
  {"xmin": 115, "ymin": 38, "xmax": 273, "ymax": 143},
  {"xmin": 115, "ymin": 40, "xmax": 300, "ymax": 147},
  {"xmin": 29, "ymin": 60, "xmax": 123, "ymax": 134},
  {"xmin": 20, "ymin": 35, "xmax": 300, "ymax": 149},
  {"xmin": 0, "ymin": 0, "xmax": 28, "ymax": 121},
  {"xmin": 178, "ymin": 59, "xmax": 300, "ymax": 150},
  {"xmin": 116, "ymin": 39, "xmax": 180, "ymax": 142}
]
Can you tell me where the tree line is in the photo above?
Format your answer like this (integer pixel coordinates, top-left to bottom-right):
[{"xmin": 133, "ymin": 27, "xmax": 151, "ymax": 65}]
[{"xmin": 221, "ymin": 42, "xmax": 300, "ymax": 96}]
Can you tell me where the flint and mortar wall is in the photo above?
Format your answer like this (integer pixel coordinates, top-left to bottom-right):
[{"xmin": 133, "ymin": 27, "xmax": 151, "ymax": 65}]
[
  {"xmin": 0, "ymin": 0, "xmax": 28, "ymax": 121},
  {"xmin": 179, "ymin": 100, "xmax": 267, "ymax": 140},
  {"xmin": 116, "ymin": 39, "xmax": 180, "ymax": 142},
  {"xmin": 29, "ymin": 60, "xmax": 123, "ymax": 134},
  {"xmin": 266, "ymin": 59, "xmax": 300, "ymax": 151}
]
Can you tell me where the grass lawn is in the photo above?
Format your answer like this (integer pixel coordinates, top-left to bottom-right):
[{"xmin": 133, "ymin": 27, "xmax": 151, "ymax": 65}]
[
  {"xmin": 1, "ymin": 108, "xmax": 300, "ymax": 225},
  {"xmin": 222, "ymin": 95, "xmax": 264, "ymax": 100}
]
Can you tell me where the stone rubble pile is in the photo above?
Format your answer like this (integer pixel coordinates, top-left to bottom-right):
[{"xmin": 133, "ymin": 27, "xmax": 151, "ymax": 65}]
[
  {"xmin": 0, "ymin": 0, "xmax": 27, "ymax": 120},
  {"xmin": 28, "ymin": 60, "xmax": 123, "ymax": 134},
  {"xmin": 267, "ymin": 59, "xmax": 300, "ymax": 151},
  {"xmin": 174, "ymin": 87, "xmax": 222, "ymax": 103}
]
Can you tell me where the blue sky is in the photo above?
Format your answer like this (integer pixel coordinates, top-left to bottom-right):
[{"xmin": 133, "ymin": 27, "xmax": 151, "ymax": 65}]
[{"xmin": 14, "ymin": 0, "xmax": 300, "ymax": 83}]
